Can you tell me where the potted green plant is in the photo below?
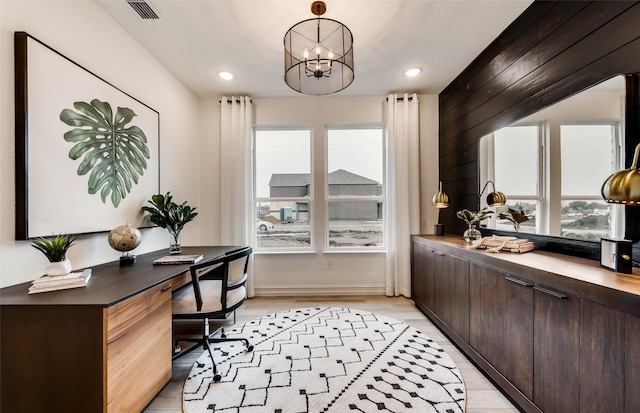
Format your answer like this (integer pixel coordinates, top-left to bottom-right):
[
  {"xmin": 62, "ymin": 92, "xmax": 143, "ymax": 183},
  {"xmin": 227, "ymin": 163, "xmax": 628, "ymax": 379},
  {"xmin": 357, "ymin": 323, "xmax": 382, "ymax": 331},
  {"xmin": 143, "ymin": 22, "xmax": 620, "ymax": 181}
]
[
  {"xmin": 456, "ymin": 208, "xmax": 493, "ymax": 244},
  {"xmin": 142, "ymin": 192, "xmax": 198, "ymax": 254},
  {"xmin": 498, "ymin": 207, "xmax": 530, "ymax": 232},
  {"xmin": 31, "ymin": 233, "xmax": 77, "ymax": 275}
]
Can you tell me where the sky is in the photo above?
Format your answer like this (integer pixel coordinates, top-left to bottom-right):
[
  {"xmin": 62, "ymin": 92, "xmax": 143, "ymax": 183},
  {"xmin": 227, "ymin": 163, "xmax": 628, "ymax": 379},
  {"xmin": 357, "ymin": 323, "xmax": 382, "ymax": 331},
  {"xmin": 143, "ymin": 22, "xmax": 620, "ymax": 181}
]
[{"xmin": 255, "ymin": 128, "xmax": 383, "ymax": 198}]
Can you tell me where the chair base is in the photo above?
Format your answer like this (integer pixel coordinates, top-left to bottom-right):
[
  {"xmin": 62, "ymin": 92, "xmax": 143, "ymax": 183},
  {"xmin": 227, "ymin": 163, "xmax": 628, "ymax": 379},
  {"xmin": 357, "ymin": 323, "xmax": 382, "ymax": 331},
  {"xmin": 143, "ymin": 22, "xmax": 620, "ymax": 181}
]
[{"xmin": 173, "ymin": 328, "xmax": 253, "ymax": 382}]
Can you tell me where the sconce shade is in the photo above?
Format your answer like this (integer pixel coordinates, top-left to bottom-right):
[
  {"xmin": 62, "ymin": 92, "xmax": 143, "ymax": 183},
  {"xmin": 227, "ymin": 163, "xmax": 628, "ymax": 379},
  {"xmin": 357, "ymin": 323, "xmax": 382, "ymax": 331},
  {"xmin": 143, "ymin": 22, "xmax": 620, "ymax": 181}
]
[
  {"xmin": 602, "ymin": 143, "xmax": 640, "ymax": 204},
  {"xmin": 480, "ymin": 180, "xmax": 507, "ymax": 207},
  {"xmin": 284, "ymin": 1, "xmax": 354, "ymax": 95},
  {"xmin": 486, "ymin": 191, "xmax": 507, "ymax": 207},
  {"xmin": 432, "ymin": 181, "xmax": 449, "ymax": 208}
]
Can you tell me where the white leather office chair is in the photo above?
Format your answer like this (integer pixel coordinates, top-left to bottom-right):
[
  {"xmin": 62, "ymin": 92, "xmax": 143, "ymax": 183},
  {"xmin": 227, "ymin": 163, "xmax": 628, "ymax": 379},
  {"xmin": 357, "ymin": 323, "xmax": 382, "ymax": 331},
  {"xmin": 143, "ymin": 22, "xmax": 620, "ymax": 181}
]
[{"xmin": 172, "ymin": 246, "xmax": 253, "ymax": 382}]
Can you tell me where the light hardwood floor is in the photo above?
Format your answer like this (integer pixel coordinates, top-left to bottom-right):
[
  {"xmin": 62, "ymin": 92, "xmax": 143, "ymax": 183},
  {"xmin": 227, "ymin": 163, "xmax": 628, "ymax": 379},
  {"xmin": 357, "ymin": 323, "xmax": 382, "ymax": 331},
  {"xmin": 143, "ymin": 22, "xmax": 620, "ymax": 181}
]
[{"xmin": 144, "ymin": 296, "xmax": 519, "ymax": 413}]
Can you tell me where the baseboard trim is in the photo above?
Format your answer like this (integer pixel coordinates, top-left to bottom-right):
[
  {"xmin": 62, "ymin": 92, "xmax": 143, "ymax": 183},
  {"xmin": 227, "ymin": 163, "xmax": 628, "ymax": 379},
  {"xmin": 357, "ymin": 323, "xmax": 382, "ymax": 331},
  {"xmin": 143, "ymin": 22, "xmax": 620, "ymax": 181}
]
[{"xmin": 253, "ymin": 285, "xmax": 386, "ymax": 296}]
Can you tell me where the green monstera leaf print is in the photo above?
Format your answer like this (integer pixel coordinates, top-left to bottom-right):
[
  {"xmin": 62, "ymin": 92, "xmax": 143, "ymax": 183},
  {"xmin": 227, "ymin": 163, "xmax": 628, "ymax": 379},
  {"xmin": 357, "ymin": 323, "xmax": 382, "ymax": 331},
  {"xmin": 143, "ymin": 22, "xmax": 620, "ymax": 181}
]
[{"xmin": 60, "ymin": 99, "xmax": 150, "ymax": 208}]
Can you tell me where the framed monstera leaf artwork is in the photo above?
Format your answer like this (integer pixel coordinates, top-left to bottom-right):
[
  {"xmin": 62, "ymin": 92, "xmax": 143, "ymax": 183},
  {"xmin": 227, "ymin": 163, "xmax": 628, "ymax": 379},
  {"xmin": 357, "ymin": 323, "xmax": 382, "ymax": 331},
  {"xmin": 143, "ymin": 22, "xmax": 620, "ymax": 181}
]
[{"xmin": 14, "ymin": 32, "xmax": 160, "ymax": 239}]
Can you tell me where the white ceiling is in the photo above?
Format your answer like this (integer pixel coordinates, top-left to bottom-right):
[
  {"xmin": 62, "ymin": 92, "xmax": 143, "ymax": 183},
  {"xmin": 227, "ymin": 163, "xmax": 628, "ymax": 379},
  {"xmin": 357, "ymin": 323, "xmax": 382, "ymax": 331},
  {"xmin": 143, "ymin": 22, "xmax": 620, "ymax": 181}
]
[{"xmin": 96, "ymin": 0, "xmax": 533, "ymax": 99}]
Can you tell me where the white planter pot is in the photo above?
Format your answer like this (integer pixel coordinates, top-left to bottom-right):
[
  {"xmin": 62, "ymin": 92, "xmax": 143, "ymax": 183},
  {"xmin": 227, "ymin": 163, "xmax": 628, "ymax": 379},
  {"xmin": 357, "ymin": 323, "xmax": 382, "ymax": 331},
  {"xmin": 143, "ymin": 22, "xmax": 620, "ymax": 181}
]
[{"xmin": 45, "ymin": 259, "xmax": 72, "ymax": 276}]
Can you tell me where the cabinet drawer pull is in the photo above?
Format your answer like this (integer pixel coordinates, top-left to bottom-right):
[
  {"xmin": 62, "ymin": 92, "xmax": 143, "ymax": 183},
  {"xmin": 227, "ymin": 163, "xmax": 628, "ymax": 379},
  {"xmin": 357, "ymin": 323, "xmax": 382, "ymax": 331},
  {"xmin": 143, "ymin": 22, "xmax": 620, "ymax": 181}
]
[
  {"xmin": 160, "ymin": 285, "xmax": 172, "ymax": 292},
  {"xmin": 505, "ymin": 276, "xmax": 532, "ymax": 287},
  {"xmin": 534, "ymin": 286, "xmax": 567, "ymax": 299}
]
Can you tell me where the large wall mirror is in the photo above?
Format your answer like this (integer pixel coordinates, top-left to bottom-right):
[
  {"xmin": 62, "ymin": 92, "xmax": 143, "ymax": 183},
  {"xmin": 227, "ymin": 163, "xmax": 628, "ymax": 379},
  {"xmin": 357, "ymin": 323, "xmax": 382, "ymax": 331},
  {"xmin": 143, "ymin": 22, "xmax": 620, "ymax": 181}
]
[{"xmin": 478, "ymin": 75, "xmax": 626, "ymax": 243}]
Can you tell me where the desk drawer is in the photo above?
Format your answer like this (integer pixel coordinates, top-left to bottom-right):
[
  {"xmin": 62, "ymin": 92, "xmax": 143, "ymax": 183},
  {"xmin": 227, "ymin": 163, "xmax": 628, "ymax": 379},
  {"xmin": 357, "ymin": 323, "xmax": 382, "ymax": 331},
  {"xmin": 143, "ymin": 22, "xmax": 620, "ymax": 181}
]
[
  {"xmin": 171, "ymin": 270, "xmax": 191, "ymax": 291},
  {"xmin": 107, "ymin": 281, "xmax": 172, "ymax": 343},
  {"xmin": 106, "ymin": 282, "xmax": 172, "ymax": 412}
]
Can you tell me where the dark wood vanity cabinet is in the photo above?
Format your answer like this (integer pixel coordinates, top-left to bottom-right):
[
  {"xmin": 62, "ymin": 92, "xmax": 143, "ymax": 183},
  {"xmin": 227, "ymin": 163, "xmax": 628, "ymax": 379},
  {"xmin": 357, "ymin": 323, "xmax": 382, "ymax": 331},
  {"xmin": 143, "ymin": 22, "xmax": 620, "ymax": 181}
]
[
  {"xmin": 578, "ymin": 299, "xmax": 625, "ymax": 412},
  {"xmin": 411, "ymin": 242, "xmax": 469, "ymax": 342},
  {"xmin": 411, "ymin": 241, "xmax": 435, "ymax": 311},
  {"xmin": 626, "ymin": 313, "xmax": 640, "ymax": 412},
  {"xmin": 469, "ymin": 263, "xmax": 536, "ymax": 401},
  {"xmin": 435, "ymin": 252, "xmax": 469, "ymax": 341},
  {"xmin": 411, "ymin": 235, "xmax": 640, "ymax": 413},
  {"xmin": 533, "ymin": 286, "xmax": 580, "ymax": 412}
]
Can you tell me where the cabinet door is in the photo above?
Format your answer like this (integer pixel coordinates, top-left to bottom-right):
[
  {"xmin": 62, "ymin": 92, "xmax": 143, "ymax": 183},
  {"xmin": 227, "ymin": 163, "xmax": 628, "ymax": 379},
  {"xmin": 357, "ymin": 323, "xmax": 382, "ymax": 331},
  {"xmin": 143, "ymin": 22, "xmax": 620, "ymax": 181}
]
[
  {"xmin": 504, "ymin": 276, "xmax": 534, "ymax": 400},
  {"xmin": 107, "ymin": 280, "xmax": 172, "ymax": 413},
  {"xmin": 411, "ymin": 242, "xmax": 435, "ymax": 311},
  {"xmin": 626, "ymin": 312, "xmax": 640, "ymax": 412},
  {"xmin": 579, "ymin": 299, "xmax": 624, "ymax": 413},
  {"xmin": 470, "ymin": 263, "xmax": 534, "ymax": 389},
  {"xmin": 433, "ymin": 250, "xmax": 451, "ymax": 322},
  {"xmin": 470, "ymin": 262, "xmax": 506, "ymax": 374},
  {"xmin": 449, "ymin": 255, "xmax": 470, "ymax": 342},
  {"xmin": 534, "ymin": 286, "xmax": 579, "ymax": 413},
  {"xmin": 435, "ymin": 253, "xmax": 469, "ymax": 342}
]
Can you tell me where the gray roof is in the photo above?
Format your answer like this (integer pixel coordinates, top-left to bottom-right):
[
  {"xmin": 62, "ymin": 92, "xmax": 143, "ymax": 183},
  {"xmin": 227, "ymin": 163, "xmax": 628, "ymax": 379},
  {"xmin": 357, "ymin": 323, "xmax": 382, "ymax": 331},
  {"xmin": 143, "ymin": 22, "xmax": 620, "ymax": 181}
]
[
  {"xmin": 269, "ymin": 169, "xmax": 379, "ymax": 187},
  {"xmin": 268, "ymin": 173, "xmax": 310, "ymax": 187},
  {"xmin": 328, "ymin": 169, "xmax": 379, "ymax": 185}
]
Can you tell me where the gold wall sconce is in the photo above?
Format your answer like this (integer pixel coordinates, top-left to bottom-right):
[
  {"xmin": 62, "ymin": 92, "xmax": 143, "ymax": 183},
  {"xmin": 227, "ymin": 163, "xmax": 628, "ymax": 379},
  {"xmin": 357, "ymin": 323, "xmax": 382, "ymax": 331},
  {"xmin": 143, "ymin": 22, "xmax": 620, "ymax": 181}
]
[
  {"xmin": 432, "ymin": 181, "xmax": 448, "ymax": 236},
  {"xmin": 602, "ymin": 143, "xmax": 640, "ymax": 204},
  {"xmin": 432, "ymin": 181, "xmax": 449, "ymax": 209},
  {"xmin": 480, "ymin": 180, "xmax": 507, "ymax": 207}
]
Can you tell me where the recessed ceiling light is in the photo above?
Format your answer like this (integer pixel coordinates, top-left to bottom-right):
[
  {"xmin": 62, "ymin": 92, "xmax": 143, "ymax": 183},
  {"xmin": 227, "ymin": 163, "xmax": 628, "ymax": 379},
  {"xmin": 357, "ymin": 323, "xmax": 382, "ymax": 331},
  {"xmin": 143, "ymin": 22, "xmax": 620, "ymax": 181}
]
[
  {"xmin": 218, "ymin": 71, "xmax": 234, "ymax": 80},
  {"xmin": 404, "ymin": 68, "xmax": 422, "ymax": 77}
]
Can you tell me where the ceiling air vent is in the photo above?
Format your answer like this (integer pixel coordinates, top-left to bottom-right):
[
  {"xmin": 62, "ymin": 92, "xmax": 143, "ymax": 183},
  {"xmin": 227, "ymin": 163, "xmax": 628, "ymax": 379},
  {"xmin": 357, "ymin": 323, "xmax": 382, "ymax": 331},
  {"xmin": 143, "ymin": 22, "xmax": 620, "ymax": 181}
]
[{"xmin": 126, "ymin": 0, "xmax": 161, "ymax": 20}]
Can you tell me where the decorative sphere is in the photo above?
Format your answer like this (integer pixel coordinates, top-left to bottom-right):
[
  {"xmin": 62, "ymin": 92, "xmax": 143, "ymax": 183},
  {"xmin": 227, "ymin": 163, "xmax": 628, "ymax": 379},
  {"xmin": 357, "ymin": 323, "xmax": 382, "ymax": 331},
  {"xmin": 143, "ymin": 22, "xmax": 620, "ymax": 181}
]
[{"xmin": 108, "ymin": 224, "xmax": 142, "ymax": 252}]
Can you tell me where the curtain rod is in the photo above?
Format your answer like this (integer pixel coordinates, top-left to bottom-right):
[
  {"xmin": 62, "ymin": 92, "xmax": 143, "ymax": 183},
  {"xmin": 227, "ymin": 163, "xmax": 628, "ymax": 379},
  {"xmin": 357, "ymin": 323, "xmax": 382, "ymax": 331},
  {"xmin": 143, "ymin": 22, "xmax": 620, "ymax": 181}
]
[
  {"xmin": 385, "ymin": 96, "xmax": 414, "ymax": 102},
  {"xmin": 219, "ymin": 98, "xmax": 253, "ymax": 104}
]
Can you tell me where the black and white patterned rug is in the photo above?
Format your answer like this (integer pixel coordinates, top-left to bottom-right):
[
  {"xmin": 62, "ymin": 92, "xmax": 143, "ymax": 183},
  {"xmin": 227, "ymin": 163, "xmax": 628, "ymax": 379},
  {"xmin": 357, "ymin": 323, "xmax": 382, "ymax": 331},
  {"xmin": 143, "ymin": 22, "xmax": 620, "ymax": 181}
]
[{"xmin": 183, "ymin": 307, "xmax": 466, "ymax": 413}]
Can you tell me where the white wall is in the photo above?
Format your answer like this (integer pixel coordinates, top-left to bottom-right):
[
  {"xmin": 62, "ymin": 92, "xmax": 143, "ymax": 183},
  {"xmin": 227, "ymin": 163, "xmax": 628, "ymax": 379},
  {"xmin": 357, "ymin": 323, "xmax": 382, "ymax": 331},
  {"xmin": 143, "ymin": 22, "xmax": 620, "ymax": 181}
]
[
  {"xmin": 419, "ymin": 95, "xmax": 440, "ymax": 234},
  {"xmin": 0, "ymin": 0, "xmax": 202, "ymax": 287}
]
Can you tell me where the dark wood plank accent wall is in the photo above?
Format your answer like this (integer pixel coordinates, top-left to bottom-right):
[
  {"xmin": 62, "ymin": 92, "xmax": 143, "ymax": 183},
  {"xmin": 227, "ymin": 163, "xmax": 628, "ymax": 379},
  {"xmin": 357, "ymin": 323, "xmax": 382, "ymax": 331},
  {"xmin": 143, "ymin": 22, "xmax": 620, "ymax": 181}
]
[{"xmin": 438, "ymin": 1, "xmax": 640, "ymax": 238}]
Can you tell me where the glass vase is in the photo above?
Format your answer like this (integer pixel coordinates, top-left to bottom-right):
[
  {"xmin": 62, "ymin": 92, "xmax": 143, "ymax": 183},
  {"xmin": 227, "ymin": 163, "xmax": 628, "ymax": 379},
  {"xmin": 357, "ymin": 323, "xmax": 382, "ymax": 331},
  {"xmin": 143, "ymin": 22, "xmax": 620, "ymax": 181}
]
[
  {"xmin": 169, "ymin": 233, "xmax": 182, "ymax": 255},
  {"xmin": 463, "ymin": 224, "xmax": 482, "ymax": 244}
]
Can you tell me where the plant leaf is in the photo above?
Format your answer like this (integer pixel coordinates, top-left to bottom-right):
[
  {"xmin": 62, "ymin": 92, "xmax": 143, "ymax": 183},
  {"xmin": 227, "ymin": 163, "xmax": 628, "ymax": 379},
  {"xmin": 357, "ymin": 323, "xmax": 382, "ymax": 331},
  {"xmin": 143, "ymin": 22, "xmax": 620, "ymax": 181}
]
[
  {"xmin": 141, "ymin": 192, "xmax": 198, "ymax": 236},
  {"xmin": 60, "ymin": 99, "xmax": 150, "ymax": 208}
]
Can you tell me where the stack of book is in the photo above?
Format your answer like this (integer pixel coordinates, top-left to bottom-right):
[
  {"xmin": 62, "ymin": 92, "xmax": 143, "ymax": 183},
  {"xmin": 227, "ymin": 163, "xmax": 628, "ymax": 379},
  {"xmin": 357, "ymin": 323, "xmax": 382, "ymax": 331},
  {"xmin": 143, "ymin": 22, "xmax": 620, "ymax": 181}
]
[
  {"xmin": 153, "ymin": 254, "xmax": 203, "ymax": 265},
  {"xmin": 474, "ymin": 237, "xmax": 535, "ymax": 253},
  {"xmin": 28, "ymin": 268, "xmax": 92, "ymax": 294}
]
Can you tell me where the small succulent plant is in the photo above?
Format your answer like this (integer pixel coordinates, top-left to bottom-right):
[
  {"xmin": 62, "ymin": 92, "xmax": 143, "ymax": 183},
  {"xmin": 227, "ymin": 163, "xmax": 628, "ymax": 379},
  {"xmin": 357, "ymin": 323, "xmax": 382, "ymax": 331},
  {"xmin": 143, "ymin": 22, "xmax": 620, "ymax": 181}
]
[{"xmin": 31, "ymin": 234, "xmax": 76, "ymax": 262}]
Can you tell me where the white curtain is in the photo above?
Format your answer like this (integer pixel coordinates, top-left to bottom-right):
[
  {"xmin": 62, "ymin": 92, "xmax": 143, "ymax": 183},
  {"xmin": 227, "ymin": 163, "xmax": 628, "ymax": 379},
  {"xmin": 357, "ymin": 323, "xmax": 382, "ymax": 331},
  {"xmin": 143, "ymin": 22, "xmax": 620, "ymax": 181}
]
[
  {"xmin": 384, "ymin": 93, "xmax": 421, "ymax": 297},
  {"xmin": 219, "ymin": 96, "xmax": 255, "ymax": 297}
]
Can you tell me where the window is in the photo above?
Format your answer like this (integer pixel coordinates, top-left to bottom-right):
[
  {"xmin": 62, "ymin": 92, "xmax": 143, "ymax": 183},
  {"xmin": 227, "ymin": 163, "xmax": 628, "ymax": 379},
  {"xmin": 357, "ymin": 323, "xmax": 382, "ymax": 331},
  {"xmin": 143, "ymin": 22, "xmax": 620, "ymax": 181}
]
[
  {"xmin": 326, "ymin": 127, "xmax": 384, "ymax": 249},
  {"xmin": 254, "ymin": 128, "xmax": 311, "ymax": 250},
  {"xmin": 480, "ymin": 121, "xmax": 624, "ymax": 240},
  {"xmin": 560, "ymin": 123, "xmax": 621, "ymax": 240},
  {"xmin": 482, "ymin": 125, "xmax": 541, "ymax": 233},
  {"xmin": 253, "ymin": 125, "xmax": 384, "ymax": 252}
]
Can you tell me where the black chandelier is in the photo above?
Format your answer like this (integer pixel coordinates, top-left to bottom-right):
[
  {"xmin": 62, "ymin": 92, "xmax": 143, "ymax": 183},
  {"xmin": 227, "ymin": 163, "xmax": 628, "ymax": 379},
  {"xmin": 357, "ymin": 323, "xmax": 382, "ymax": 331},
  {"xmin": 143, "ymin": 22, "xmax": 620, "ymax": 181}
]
[{"xmin": 284, "ymin": 1, "xmax": 354, "ymax": 95}]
